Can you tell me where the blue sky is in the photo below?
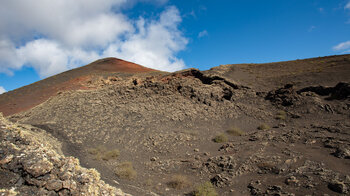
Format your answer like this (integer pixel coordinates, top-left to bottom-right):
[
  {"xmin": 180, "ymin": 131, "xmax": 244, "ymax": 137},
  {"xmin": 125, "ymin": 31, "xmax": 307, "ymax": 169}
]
[{"xmin": 0, "ymin": 0, "xmax": 350, "ymax": 93}]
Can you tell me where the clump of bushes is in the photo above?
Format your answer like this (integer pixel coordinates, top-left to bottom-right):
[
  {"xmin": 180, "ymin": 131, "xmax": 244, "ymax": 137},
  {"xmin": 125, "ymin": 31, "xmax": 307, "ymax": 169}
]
[
  {"xmin": 87, "ymin": 145, "xmax": 120, "ymax": 161},
  {"xmin": 275, "ymin": 110, "xmax": 286, "ymax": 120},
  {"xmin": 213, "ymin": 133, "xmax": 228, "ymax": 143},
  {"xmin": 115, "ymin": 162, "xmax": 137, "ymax": 180},
  {"xmin": 226, "ymin": 126, "xmax": 244, "ymax": 136},
  {"xmin": 195, "ymin": 181, "xmax": 218, "ymax": 196},
  {"xmin": 257, "ymin": 124, "xmax": 270, "ymax": 130},
  {"xmin": 167, "ymin": 175, "xmax": 191, "ymax": 189}
]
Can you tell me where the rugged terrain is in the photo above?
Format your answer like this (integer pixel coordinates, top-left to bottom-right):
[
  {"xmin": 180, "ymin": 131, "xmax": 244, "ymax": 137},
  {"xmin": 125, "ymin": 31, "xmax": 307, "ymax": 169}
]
[{"xmin": 1, "ymin": 54, "xmax": 350, "ymax": 195}]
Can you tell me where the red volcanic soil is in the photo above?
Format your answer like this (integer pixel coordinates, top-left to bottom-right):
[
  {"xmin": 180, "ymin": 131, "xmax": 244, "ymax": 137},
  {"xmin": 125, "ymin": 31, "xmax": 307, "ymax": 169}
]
[{"xmin": 0, "ymin": 58, "xmax": 157, "ymax": 116}]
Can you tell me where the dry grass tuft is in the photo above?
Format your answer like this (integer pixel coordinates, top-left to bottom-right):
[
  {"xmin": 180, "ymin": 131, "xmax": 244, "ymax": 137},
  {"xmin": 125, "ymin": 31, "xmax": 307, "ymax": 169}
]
[
  {"xmin": 226, "ymin": 126, "xmax": 244, "ymax": 136},
  {"xmin": 195, "ymin": 181, "xmax": 218, "ymax": 196},
  {"xmin": 167, "ymin": 175, "xmax": 191, "ymax": 189},
  {"xmin": 275, "ymin": 110, "xmax": 286, "ymax": 120},
  {"xmin": 213, "ymin": 133, "xmax": 228, "ymax": 143},
  {"xmin": 115, "ymin": 162, "xmax": 137, "ymax": 180},
  {"xmin": 257, "ymin": 124, "xmax": 270, "ymax": 130},
  {"xmin": 101, "ymin": 149, "xmax": 120, "ymax": 161},
  {"xmin": 87, "ymin": 146, "xmax": 119, "ymax": 161}
]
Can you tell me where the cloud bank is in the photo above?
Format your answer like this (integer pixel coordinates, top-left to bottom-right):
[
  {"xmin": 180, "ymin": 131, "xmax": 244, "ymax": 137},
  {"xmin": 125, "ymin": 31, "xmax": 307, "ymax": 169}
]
[
  {"xmin": 333, "ymin": 41, "xmax": 350, "ymax": 53},
  {"xmin": 0, "ymin": 86, "xmax": 5, "ymax": 94},
  {"xmin": 346, "ymin": 1, "xmax": 350, "ymax": 10},
  {"xmin": 0, "ymin": 0, "xmax": 187, "ymax": 77}
]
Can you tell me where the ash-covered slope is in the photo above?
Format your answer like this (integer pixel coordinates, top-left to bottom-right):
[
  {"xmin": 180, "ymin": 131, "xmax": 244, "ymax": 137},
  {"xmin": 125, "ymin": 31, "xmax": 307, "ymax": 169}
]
[
  {"xmin": 0, "ymin": 58, "xmax": 159, "ymax": 116},
  {"xmin": 1, "ymin": 54, "xmax": 350, "ymax": 195}
]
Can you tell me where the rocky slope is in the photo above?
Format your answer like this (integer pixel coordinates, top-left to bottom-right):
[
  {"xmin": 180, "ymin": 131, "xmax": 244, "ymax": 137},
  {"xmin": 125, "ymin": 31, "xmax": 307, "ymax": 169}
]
[
  {"xmin": 1, "ymin": 55, "xmax": 350, "ymax": 195},
  {"xmin": 0, "ymin": 114, "xmax": 130, "ymax": 196}
]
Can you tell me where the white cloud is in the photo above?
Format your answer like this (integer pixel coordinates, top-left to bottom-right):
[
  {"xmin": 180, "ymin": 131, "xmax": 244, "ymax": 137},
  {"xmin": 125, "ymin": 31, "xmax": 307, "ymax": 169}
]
[
  {"xmin": 0, "ymin": 1, "xmax": 187, "ymax": 77},
  {"xmin": 16, "ymin": 39, "xmax": 100, "ymax": 77},
  {"xmin": 198, "ymin": 30, "xmax": 208, "ymax": 38},
  {"xmin": 346, "ymin": 1, "xmax": 350, "ymax": 10},
  {"xmin": 0, "ymin": 86, "xmax": 6, "ymax": 94},
  {"xmin": 0, "ymin": 39, "xmax": 24, "ymax": 75},
  {"xmin": 333, "ymin": 41, "xmax": 350, "ymax": 51},
  {"xmin": 103, "ymin": 7, "xmax": 187, "ymax": 71}
]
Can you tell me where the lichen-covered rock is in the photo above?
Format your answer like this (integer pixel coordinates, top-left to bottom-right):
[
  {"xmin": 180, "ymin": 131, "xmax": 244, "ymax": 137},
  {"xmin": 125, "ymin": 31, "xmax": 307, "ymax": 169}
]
[
  {"xmin": 23, "ymin": 158, "xmax": 54, "ymax": 177},
  {"xmin": 45, "ymin": 179, "xmax": 63, "ymax": 191}
]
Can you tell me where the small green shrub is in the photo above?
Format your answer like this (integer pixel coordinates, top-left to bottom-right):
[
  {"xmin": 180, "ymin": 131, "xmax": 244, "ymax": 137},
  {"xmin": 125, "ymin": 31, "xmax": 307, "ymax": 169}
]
[
  {"xmin": 257, "ymin": 124, "xmax": 270, "ymax": 130},
  {"xmin": 115, "ymin": 162, "xmax": 137, "ymax": 180},
  {"xmin": 226, "ymin": 127, "xmax": 244, "ymax": 136},
  {"xmin": 195, "ymin": 181, "xmax": 218, "ymax": 196},
  {"xmin": 167, "ymin": 175, "xmax": 191, "ymax": 190},
  {"xmin": 213, "ymin": 134, "xmax": 228, "ymax": 143}
]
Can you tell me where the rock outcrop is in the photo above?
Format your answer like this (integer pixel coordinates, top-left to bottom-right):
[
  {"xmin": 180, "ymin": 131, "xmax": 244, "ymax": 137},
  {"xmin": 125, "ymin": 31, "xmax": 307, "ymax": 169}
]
[{"xmin": 0, "ymin": 113, "xmax": 130, "ymax": 196}]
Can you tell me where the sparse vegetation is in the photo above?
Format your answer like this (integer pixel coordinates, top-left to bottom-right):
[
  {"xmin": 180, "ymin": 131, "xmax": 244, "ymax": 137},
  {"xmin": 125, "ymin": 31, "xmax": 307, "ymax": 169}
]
[
  {"xmin": 144, "ymin": 178, "xmax": 153, "ymax": 187},
  {"xmin": 115, "ymin": 162, "xmax": 136, "ymax": 180},
  {"xmin": 167, "ymin": 175, "xmax": 191, "ymax": 189},
  {"xmin": 87, "ymin": 146, "xmax": 119, "ymax": 161},
  {"xmin": 195, "ymin": 181, "xmax": 218, "ymax": 196},
  {"xmin": 87, "ymin": 145, "xmax": 105, "ymax": 155},
  {"xmin": 181, "ymin": 129, "xmax": 198, "ymax": 136},
  {"xmin": 213, "ymin": 133, "xmax": 228, "ymax": 143},
  {"xmin": 258, "ymin": 124, "xmax": 270, "ymax": 130},
  {"xmin": 226, "ymin": 126, "xmax": 244, "ymax": 136},
  {"xmin": 275, "ymin": 110, "xmax": 286, "ymax": 120},
  {"xmin": 101, "ymin": 149, "xmax": 120, "ymax": 161}
]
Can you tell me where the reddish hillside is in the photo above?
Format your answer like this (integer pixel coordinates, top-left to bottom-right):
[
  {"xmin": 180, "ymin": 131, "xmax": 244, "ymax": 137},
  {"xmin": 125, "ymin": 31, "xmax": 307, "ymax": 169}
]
[{"xmin": 0, "ymin": 58, "xmax": 157, "ymax": 116}]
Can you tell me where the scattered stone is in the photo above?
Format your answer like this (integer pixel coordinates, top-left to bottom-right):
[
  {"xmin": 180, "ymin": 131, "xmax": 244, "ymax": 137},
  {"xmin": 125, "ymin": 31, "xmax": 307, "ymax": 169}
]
[
  {"xmin": 285, "ymin": 176, "xmax": 299, "ymax": 186},
  {"xmin": 0, "ymin": 155, "xmax": 13, "ymax": 165},
  {"xmin": 248, "ymin": 181, "xmax": 263, "ymax": 196},
  {"xmin": 333, "ymin": 146, "xmax": 350, "ymax": 159},
  {"xmin": 150, "ymin": 157, "xmax": 158, "ymax": 162}
]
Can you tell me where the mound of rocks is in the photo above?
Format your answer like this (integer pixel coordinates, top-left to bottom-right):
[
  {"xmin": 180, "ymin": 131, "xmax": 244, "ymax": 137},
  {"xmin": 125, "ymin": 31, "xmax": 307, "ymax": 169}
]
[
  {"xmin": 0, "ymin": 114, "xmax": 130, "ymax": 196},
  {"xmin": 265, "ymin": 84, "xmax": 300, "ymax": 106}
]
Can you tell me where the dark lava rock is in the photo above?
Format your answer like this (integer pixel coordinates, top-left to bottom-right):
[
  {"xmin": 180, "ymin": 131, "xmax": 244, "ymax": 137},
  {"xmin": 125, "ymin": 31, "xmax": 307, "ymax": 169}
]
[
  {"xmin": 328, "ymin": 181, "xmax": 348, "ymax": 194},
  {"xmin": 266, "ymin": 84, "xmax": 300, "ymax": 106},
  {"xmin": 298, "ymin": 82, "xmax": 350, "ymax": 100},
  {"xmin": 329, "ymin": 82, "xmax": 350, "ymax": 100},
  {"xmin": 333, "ymin": 146, "xmax": 350, "ymax": 159}
]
